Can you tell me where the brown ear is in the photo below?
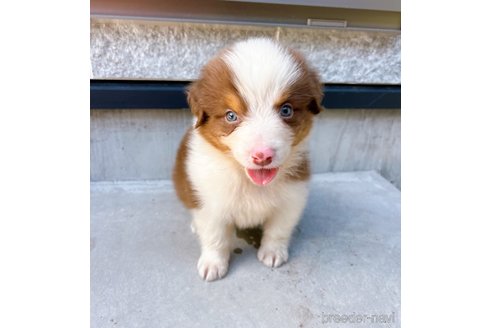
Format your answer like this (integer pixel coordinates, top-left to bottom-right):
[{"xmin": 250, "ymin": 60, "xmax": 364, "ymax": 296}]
[
  {"xmin": 308, "ymin": 75, "xmax": 324, "ymax": 115},
  {"xmin": 187, "ymin": 82, "xmax": 208, "ymax": 128},
  {"xmin": 308, "ymin": 97, "xmax": 322, "ymax": 114},
  {"xmin": 288, "ymin": 48, "xmax": 324, "ymax": 114}
]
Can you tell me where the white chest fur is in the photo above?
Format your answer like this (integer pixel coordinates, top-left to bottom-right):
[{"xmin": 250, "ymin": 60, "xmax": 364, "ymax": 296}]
[{"xmin": 186, "ymin": 130, "xmax": 308, "ymax": 228}]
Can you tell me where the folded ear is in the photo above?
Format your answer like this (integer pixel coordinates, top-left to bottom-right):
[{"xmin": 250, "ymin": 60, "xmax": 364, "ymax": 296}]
[
  {"xmin": 288, "ymin": 48, "xmax": 324, "ymax": 115},
  {"xmin": 308, "ymin": 97, "xmax": 322, "ymax": 115},
  {"xmin": 308, "ymin": 69, "xmax": 324, "ymax": 115},
  {"xmin": 186, "ymin": 82, "xmax": 208, "ymax": 128},
  {"xmin": 306, "ymin": 83, "xmax": 324, "ymax": 115}
]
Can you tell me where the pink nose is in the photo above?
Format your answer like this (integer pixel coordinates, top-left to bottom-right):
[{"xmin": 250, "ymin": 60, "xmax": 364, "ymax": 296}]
[{"xmin": 251, "ymin": 147, "xmax": 275, "ymax": 166}]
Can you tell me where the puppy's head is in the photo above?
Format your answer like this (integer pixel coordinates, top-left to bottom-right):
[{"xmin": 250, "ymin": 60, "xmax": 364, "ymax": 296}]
[{"xmin": 187, "ymin": 38, "xmax": 323, "ymax": 186}]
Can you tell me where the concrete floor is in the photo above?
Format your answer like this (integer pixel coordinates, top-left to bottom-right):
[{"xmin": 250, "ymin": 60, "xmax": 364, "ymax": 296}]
[{"xmin": 91, "ymin": 171, "xmax": 400, "ymax": 328}]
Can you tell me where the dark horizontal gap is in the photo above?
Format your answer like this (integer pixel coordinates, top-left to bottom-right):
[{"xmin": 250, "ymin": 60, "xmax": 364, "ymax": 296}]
[{"xmin": 90, "ymin": 80, "xmax": 400, "ymax": 110}]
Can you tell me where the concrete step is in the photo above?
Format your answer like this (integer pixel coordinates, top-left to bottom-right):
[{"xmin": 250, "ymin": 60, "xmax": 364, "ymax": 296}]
[{"xmin": 91, "ymin": 171, "xmax": 400, "ymax": 328}]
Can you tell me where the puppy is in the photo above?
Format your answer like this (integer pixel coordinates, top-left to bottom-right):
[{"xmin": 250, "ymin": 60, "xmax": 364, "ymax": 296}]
[{"xmin": 173, "ymin": 38, "xmax": 322, "ymax": 281}]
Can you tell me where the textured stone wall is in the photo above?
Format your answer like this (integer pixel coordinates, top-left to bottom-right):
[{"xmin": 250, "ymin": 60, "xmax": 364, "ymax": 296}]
[{"xmin": 90, "ymin": 17, "xmax": 400, "ymax": 84}]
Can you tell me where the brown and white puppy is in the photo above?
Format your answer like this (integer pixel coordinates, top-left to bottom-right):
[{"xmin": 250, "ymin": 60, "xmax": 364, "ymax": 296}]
[{"xmin": 173, "ymin": 38, "xmax": 323, "ymax": 281}]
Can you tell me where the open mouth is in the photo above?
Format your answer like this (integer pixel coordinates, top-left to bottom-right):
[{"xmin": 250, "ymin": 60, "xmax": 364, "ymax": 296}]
[{"xmin": 246, "ymin": 168, "xmax": 279, "ymax": 186}]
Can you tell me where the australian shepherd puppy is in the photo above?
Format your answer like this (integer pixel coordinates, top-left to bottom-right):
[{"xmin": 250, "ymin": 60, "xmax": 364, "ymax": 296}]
[{"xmin": 173, "ymin": 38, "xmax": 323, "ymax": 281}]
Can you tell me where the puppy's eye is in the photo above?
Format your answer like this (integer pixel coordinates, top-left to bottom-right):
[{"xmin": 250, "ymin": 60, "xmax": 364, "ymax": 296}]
[
  {"xmin": 279, "ymin": 103, "xmax": 294, "ymax": 119},
  {"xmin": 225, "ymin": 110, "xmax": 238, "ymax": 123}
]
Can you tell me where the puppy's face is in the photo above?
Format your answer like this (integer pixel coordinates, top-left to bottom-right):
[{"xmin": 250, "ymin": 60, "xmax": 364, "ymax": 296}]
[{"xmin": 187, "ymin": 39, "xmax": 322, "ymax": 186}]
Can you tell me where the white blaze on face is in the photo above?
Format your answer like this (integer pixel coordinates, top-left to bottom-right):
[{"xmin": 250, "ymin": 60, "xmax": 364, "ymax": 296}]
[{"xmin": 221, "ymin": 38, "xmax": 302, "ymax": 170}]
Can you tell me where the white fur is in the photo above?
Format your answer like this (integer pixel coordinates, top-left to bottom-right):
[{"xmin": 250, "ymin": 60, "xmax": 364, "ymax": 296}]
[
  {"xmin": 223, "ymin": 38, "xmax": 301, "ymax": 111},
  {"xmin": 185, "ymin": 39, "xmax": 312, "ymax": 282},
  {"xmin": 187, "ymin": 131, "xmax": 309, "ymax": 281},
  {"xmin": 222, "ymin": 39, "xmax": 301, "ymax": 169}
]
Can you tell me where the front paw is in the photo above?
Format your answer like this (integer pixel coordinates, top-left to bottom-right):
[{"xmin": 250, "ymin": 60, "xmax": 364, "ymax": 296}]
[
  {"xmin": 197, "ymin": 252, "xmax": 229, "ymax": 282},
  {"xmin": 257, "ymin": 244, "xmax": 289, "ymax": 268}
]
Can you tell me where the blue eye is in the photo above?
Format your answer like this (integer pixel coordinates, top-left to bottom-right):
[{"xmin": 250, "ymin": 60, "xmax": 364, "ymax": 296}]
[
  {"xmin": 279, "ymin": 103, "xmax": 294, "ymax": 118},
  {"xmin": 225, "ymin": 110, "xmax": 238, "ymax": 122}
]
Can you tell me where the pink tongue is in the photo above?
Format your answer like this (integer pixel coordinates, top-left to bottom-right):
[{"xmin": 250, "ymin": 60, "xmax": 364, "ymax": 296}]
[{"xmin": 246, "ymin": 168, "xmax": 279, "ymax": 186}]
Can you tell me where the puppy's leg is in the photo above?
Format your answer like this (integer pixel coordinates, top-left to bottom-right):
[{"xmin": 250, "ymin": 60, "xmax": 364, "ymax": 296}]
[
  {"xmin": 193, "ymin": 209, "xmax": 233, "ymax": 282},
  {"xmin": 258, "ymin": 187, "xmax": 308, "ymax": 268}
]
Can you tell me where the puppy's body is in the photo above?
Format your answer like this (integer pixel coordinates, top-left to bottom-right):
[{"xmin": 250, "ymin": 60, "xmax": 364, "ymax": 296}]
[{"xmin": 173, "ymin": 38, "xmax": 322, "ymax": 281}]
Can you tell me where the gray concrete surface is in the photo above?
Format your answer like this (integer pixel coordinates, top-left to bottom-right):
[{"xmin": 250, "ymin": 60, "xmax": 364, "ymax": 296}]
[
  {"xmin": 91, "ymin": 171, "xmax": 400, "ymax": 328},
  {"xmin": 90, "ymin": 17, "xmax": 400, "ymax": 84},
  {"xmin": 90, "ymin": 109, "xmax": 401, "ymax": 188}
]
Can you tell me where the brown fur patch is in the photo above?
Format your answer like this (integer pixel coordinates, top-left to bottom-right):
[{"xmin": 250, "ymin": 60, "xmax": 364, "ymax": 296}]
[
  {"xmin": 276, "ymin": 49, "xmax": 324, "ymax": 147},
  {"xmin": 280, "ymin": 48, "xmax": 322, "ymax": 180},
  {"xmin": 187, "ymin": 54, "xmax": 248, "ymax": 153},
  {"xmin": 172, "ymin": 129, "xmax": 200, "ymax": 209},
  {"xmin": 286, "ymin": 155, "xmax": 311, "ymax": 181}
]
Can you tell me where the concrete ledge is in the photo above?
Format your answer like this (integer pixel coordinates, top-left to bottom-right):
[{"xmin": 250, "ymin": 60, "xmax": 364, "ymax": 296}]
[
  {"xmin": 90, "ymin": 17, "xmax": 400, "ymax": 84},
  {"xmin": 91, "ymin": 171, "xmax": 401, "ymax": 327}
]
